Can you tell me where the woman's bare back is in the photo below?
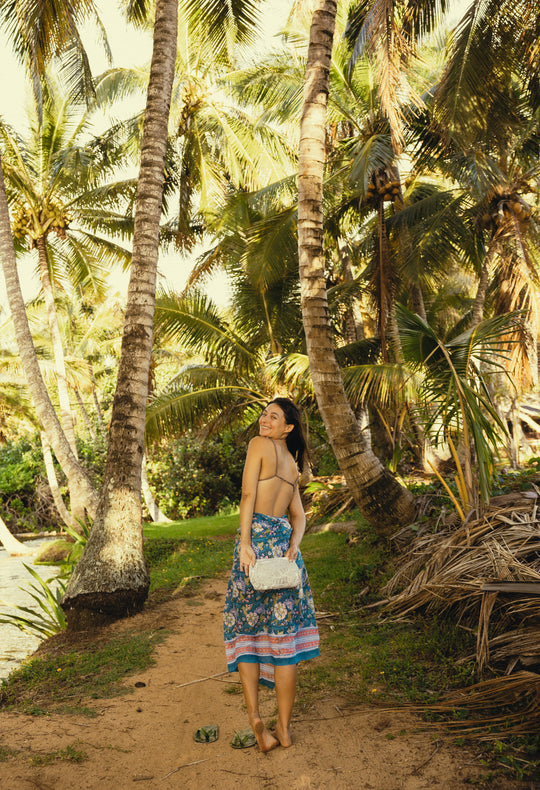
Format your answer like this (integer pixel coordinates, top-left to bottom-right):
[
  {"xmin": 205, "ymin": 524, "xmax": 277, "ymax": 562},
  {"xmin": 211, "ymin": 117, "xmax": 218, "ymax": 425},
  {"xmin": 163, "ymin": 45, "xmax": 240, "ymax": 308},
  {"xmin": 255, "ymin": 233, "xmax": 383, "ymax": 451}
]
[{"xmin": 253, "ymin": 438, "xmax": 298, "ymax": 517}]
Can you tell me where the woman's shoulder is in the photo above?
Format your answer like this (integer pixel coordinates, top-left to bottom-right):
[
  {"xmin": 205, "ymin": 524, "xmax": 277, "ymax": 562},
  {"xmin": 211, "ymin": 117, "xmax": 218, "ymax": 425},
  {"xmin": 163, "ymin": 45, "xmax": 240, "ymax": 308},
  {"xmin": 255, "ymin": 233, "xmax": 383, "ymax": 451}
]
[{"xmin": 247, "ymin": 435, "xmax": 271, "ymax": 454}]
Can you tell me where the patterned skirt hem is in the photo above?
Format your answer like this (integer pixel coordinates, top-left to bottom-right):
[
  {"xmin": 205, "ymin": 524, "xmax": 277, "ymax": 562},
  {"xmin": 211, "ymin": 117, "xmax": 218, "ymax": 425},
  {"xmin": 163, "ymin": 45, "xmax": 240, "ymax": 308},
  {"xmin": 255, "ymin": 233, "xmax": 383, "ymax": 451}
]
[{"xmin": 226, "ymin": 647, "xmax": 320, "ymax": 673}]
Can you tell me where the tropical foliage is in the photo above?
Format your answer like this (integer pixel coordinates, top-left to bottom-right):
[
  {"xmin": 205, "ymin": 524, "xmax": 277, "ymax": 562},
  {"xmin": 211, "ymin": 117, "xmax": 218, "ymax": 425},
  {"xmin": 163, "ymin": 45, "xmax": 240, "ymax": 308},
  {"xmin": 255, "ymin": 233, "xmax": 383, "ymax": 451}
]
[{"xmin": 0, "ymin": 0, "xmax": 539, "ymax": 598}]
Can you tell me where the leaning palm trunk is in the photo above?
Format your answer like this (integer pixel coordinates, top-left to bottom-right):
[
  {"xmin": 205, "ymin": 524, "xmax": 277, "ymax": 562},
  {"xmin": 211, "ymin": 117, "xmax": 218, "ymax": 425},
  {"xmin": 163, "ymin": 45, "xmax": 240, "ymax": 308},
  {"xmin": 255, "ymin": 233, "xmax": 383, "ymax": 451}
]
[
  {"xmin": 40, "ymin": 431, "xmax": 81, "ymax": 532},
  {"xmin": 36, "ymin": 236, "xmax": 86, "ymax": 520},
  {"xmin": 62, "ymin": 0, "xmax": 178, "ymax": 627},
  {"xmin": 141, "ymin": 453, "xmax": 171, "ymax": 523},
  {"xmin": 297, "ymin": 1, "xmax": 415, "ymax": 534},
  {"xmin": 0, "ymin": 158, "xmax": 99, "ymax": 518},
  {"xmin": 0, "ymin": 514, "xmax": 34, "ymax": 556}
]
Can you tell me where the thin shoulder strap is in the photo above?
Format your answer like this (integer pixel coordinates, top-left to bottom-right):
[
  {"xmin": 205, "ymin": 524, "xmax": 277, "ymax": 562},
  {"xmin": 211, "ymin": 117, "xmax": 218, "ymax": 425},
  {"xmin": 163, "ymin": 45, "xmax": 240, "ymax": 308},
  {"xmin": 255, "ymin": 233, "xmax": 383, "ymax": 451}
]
[{"xmin": 270, "ymin": 438, "xmax": 279, "ymax": 476}]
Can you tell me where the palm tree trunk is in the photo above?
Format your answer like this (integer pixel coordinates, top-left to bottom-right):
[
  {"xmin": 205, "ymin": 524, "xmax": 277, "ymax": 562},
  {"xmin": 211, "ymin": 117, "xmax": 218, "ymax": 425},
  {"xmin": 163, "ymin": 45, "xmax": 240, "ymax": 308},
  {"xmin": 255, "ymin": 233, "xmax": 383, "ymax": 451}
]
[
  {"xmin": 0, "ymin": 515, "xmax": 35, "ymax": 556},
  {"xmin": 89, "ymin": 363, "xmax": 106, "ymax": 434},
  {"xmin": 73, "ymin": 388, "xmax": 97, "ymax": 440},
  {"xmin": 141, "ymin": 452, "xmax": 171, "ymax": 523},
  {"xmin": 338, "ymin": 236, "xmax": 365, "ymax": 343},
  {"xmin": 40, "ymin": 431, "xmax": 81, "ymax": 531},
  {"xmin": 472, "ymin": 239, "xmax": 497, "ymax": 325},
  {"xmin": 36, "ymin": 235, "xmax": 86, "ymax": 520},
  {"xmin": 62, "ymin": 0, "xmax": 178, "ymax": 627},
  {"xmin": 36, "ymin": 236, "xmax": 79, "ymax": 454},
  {"xmin": 297, "ymin": 0, "xmax": 415, "ymax": 534},
  {"xmin": 0, "ymin": 157, "xmax": 99, "ymax": 518}
]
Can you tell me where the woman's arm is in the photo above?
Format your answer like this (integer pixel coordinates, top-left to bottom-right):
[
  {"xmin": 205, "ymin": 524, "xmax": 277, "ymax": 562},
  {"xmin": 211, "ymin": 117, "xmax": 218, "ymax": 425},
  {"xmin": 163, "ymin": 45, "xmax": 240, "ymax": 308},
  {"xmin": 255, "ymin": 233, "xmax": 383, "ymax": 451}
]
[
  {"xmin": 238, "ymin": 437, "xmax": 264, "ymax": 574},
  {"xmin": 285, "ymin": 484, "xmax": 305, "ymax": 561}
]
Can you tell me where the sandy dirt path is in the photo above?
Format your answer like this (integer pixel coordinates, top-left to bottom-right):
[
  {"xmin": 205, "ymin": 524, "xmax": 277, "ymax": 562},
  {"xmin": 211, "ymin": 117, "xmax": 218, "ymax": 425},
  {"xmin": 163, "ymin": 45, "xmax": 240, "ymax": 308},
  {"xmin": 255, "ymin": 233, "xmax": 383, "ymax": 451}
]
[{"xmin": 0, "ymin": 577, "xmax": 521, "ymax": 789}]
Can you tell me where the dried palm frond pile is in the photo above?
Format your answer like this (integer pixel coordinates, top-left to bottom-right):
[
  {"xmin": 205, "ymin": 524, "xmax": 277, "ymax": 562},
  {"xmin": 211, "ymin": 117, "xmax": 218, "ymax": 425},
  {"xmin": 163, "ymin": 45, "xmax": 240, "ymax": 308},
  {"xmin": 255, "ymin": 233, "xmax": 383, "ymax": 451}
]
[
  {"xmin": 383, "ymin": 494, "xmax": 540, "ymax": 658},
  {"xmin": 380, "ymin": 492, "xmax": 540, "ymax": 739},
  {"xmin": 418, "ymin": 671, "xmax": 540, "ymax": 738}
]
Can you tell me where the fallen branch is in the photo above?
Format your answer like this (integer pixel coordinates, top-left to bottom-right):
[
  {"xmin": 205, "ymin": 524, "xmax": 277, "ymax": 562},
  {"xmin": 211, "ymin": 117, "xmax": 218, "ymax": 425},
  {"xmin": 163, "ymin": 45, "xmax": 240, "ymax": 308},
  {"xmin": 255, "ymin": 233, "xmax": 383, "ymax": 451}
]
[
  {"xmin": 161, "ymin": 756, "xmax": 218, "ymax": 780},
  {"xmin": 411, "ymin": 740, "xmax": 439, "ymax": 775},
  {"xmin": 174, "ymin": 672, "xmax": 229, "ymax": 689}
]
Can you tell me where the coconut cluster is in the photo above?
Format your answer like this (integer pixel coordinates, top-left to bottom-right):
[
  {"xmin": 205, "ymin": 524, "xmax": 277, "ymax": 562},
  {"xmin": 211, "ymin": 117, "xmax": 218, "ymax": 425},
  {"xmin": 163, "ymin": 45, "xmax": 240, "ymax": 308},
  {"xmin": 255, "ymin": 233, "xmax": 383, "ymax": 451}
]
[
  {"xmin": 10, "ymin": 203, "xmax": 72, "ymax": 247},
  {"xmin": 480, "ymin": 194, "xmax": 534, "ymax": 231},
  {"xmin": 365, "ymin": 169, "xmax": 402, "ymax": 207}
]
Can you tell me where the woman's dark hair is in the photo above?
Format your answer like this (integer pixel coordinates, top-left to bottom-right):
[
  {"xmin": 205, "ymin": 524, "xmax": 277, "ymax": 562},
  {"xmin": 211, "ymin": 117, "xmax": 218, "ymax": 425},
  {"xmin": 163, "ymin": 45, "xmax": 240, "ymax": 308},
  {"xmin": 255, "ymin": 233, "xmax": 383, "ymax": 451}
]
[{"xmin": 268, "ymin": 397, "xmax": 308, "ymax": 472}]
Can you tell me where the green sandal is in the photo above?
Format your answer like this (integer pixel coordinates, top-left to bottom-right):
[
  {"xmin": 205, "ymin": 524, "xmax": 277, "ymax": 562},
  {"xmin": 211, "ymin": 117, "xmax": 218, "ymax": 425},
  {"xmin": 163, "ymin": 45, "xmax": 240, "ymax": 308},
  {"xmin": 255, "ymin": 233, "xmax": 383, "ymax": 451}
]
[
  {"xmin": 193, "ymin": 724, "xmax": 219, "ymax": 743},
  {"xmin": 231, "ymin": 728, "xmax": 257, "ymax": 749}
]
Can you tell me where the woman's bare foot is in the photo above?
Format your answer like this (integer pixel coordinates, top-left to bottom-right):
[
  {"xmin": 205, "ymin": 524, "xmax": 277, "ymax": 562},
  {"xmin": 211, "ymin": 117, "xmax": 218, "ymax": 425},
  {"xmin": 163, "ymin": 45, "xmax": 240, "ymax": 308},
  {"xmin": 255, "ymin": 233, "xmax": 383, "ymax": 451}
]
[
  {"xmin": 252, "ymin": 719, "xmax": 280, "ymax": 752},
  {"xmin": 275, "ymin": 721, "xmax": 292, "ymax": 747}
]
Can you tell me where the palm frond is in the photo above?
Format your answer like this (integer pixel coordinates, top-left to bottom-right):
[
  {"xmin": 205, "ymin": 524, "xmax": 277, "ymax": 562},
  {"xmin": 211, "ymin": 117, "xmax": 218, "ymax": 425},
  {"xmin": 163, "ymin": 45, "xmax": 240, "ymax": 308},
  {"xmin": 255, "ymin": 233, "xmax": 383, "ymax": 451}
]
[
  {"xmin": 154, "ymin": 290, "xmax": 257, "ymax": 372},
  {"xmin": 145, "ymin": 377, "xmax": 263, "ymax": 442},
  {"xmin": 343, "ymin": 361, "xmax": 419, "ymax": 411}
]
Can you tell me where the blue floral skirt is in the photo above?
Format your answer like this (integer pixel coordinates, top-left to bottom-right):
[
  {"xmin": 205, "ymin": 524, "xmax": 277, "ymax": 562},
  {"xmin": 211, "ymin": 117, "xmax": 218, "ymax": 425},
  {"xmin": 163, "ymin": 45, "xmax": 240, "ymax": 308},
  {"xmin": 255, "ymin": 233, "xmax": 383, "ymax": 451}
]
[{"xmin": 223, "ymin": 512, "xmax": 320, "ymax": 688}]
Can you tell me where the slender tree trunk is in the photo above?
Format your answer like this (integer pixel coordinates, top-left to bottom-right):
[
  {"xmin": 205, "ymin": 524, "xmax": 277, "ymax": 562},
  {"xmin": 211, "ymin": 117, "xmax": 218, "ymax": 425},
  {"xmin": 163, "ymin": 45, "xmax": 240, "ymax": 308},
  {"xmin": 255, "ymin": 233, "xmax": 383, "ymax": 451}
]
[
  {"xmin": 472, "ymin": 239, "xmax": 497, "ymax": 325},
  {"xmin": 36, "ymin": 235, "xmax": 86, "ymax": 520},
  {"xmin": 74, "ymin": 388, "xmax": 97, "ymax": 440},
  {"xmin": 0, "ymin": 515, "xmax": 35, "ymax": 555},
  {"xmin": 141, "ymin": 452, "xmax": 171, "ymax": 523},
  {"xmin": 36, "ymin": 236, "xmax": 79, "ymax": 455},
  {"xmin": 89, "ymin": 363, "xmax": 106, "ymax": 434},
  {"xmin": 411, "ymin": 284, "xmax": 427, "ymax": 321},
  {"xmin": 0, "ymin": 158, "xmax": 98, "ymax": 518},
  {"xmin": 62, "ymin": 0, "xmax": 178, "ymax": 627},
  {"xmin": 40, "ymin": 431, "xmax": 81, "ymax": 531},
  {"xmin": 297, "ymin": 0, "xmax": 415, "ymax": 534},
  {"xmin": 338, "ymin": 236, "xmax": 365, "ymax": 343}
]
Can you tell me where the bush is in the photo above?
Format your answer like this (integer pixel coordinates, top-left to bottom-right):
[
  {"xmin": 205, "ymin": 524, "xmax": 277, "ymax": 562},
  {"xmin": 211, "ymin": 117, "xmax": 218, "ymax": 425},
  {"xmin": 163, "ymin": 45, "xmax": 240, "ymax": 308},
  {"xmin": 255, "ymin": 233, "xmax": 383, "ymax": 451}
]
[
  {"xmin": 146, "ymin": 433, "xmax": 245, "ymax": 519},
  {"xmin": 0, "ymin": 435, "xmax": 49, "ymax": 532},
  {"xmin": 76, "ymin": 432, "xmax": 108, "ymax": 489}
]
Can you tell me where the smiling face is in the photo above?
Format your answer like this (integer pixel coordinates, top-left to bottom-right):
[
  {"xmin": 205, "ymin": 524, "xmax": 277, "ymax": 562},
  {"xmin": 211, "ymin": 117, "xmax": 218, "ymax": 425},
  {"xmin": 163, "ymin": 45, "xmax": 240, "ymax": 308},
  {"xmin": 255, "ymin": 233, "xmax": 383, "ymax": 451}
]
[{"xmin": 259, "ymin": 403, "xmax": 294, "ymax": 441}]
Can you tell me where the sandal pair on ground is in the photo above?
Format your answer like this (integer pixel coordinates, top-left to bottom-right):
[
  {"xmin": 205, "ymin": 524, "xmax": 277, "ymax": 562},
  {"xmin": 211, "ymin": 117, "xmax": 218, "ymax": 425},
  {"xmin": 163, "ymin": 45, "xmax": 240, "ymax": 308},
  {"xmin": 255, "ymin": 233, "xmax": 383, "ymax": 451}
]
[{"xmin": 193, "ymin": 724, "xmax": 256, "ymax": 749}]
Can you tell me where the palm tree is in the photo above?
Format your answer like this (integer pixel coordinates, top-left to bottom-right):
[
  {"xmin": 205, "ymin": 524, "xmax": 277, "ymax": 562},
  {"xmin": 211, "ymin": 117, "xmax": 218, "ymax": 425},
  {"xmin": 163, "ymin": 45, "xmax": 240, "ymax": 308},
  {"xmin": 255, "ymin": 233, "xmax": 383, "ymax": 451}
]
[
  {"xmin": 297, "ymin": 0, "xmax": 417, "ymax": 532},
  {"xmin": 0, "ymin": 163, "xmax": 100, "ymax": 517},
  {"xmin": 62, "ymin": 0, "xmax": 263, "ymax": 627},
  {"xmin": 0, "ymin": 0, "xmax": 109, "ymax": 518},
  {"xmin": 61, "ymin": 0, "xmax": 179, "ymax": 626},
  {"xmin": 412, "ymin": 28, "xmax": 540, "ymax": 390},
  {"xmin": 1, "ymin": 86, "xmax": 133, "ymax": 517},
  {"xmin": 95, "ymin": 5, "xmax": 294, "ymax": 259}
]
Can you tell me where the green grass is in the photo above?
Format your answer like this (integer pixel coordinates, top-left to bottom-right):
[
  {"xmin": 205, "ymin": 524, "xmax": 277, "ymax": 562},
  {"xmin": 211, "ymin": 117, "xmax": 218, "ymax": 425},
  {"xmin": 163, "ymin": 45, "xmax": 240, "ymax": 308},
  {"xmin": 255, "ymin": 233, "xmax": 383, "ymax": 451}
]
[
  {"xmin": 144, "ymin": 536, "xmax": 234, "ymax": 595},
  {"xmin": 30, "ymin": 743, "xmax": 88, "ymax": 765},
  {"xmin": 0, "ymin": 630, "xmax": 166, "ymax": 715},
  {"xmin": 143, "ymin": 511, "xmax": 239, "ymax": 540},
  {"xmin": 0, "ymin": 745, "xmax": 19, "ymax": 761},
  {"xmin": 143, "ymin": 511, "xmax": 238, "ymax": 596},
  {"xmin": 295, "ymin": 525, "xmax": 476, "ymax": 706}
]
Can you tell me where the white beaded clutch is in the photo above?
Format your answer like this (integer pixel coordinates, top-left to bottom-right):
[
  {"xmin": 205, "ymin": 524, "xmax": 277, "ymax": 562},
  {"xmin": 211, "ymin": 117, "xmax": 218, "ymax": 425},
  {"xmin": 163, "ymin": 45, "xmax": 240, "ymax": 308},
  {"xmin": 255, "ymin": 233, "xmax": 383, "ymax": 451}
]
[{"xmin": 249, "ymin": 557, "xmax": 302, "ymax": 591}]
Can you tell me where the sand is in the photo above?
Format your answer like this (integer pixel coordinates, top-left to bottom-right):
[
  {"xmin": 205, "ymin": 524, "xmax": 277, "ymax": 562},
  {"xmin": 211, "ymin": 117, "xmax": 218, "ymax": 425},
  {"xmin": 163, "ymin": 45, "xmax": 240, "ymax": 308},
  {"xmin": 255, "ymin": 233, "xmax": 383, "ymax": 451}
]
[{"xmin": 0, "ymin": 577, "xmax": 522, "ymax": 790}]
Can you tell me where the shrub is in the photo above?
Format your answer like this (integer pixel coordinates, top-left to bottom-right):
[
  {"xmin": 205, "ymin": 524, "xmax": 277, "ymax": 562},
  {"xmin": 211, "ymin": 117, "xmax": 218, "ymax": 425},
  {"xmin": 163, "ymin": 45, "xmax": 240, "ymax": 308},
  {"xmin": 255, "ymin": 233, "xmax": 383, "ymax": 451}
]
[
  {"xmin": 146, "ymin": 433, "xmax": 245, "ymax": 519},
  {"xmin": 0, "ymin": 436, "xmax": 49, "ymax": 532}
]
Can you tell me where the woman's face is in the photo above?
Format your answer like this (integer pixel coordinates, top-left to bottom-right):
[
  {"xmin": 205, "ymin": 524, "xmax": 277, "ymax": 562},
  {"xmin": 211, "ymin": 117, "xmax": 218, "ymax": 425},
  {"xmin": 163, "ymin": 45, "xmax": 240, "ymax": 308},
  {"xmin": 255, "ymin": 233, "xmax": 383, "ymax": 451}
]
[{"xmin": 259, "ymin": 403, "xmax": 293, "ymax": 440}]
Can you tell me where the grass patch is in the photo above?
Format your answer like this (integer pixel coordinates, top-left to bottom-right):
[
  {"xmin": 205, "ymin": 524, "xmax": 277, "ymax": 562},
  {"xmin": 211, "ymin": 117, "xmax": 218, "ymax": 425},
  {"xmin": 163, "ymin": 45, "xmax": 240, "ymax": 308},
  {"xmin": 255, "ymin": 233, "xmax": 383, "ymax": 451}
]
[
  {"xmin": 30, "ymin": 743, "xmax": 88, "ymax": 765},
  {"xmin": 297, "ymin": 525, "xmax": 476, "ymax": 707},
  {"xmin": 143, "ymin": 511, "xmax": 239, "ymax": 541},
  {"xmin": 0, "ymin": 629, "xmax": 165, "ymax": 715},
  {"xmin": 144, "ymin": 535, "xmax": 234, "ymax": 596},
  {"xmin": 143, "ymin": 512, "xmax": 237, "ymax": 597},
  {"xmin": 0, "ymin": 745, "xmax": 19, "ymax": 761}
]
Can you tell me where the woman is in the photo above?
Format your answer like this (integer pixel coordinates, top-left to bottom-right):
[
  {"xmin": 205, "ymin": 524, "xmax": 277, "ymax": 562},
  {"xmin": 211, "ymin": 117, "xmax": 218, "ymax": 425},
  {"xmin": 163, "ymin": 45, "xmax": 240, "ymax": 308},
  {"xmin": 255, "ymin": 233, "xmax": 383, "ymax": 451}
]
[{"xmin": 223, "ymin": 398, "xmax": 320, "ymax": 752}]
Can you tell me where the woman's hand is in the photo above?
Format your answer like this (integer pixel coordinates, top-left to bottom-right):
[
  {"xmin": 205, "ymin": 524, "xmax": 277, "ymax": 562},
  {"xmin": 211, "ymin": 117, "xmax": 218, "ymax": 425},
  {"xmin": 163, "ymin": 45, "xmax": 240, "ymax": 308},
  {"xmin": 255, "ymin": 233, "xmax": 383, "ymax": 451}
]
[
  {"xmin": 239, "ymin": 543, "xmax": 256, "ymax": 575},
  {"xmin": 285, "ymin": 542, "xmax": 299, "ymax": 562}
]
